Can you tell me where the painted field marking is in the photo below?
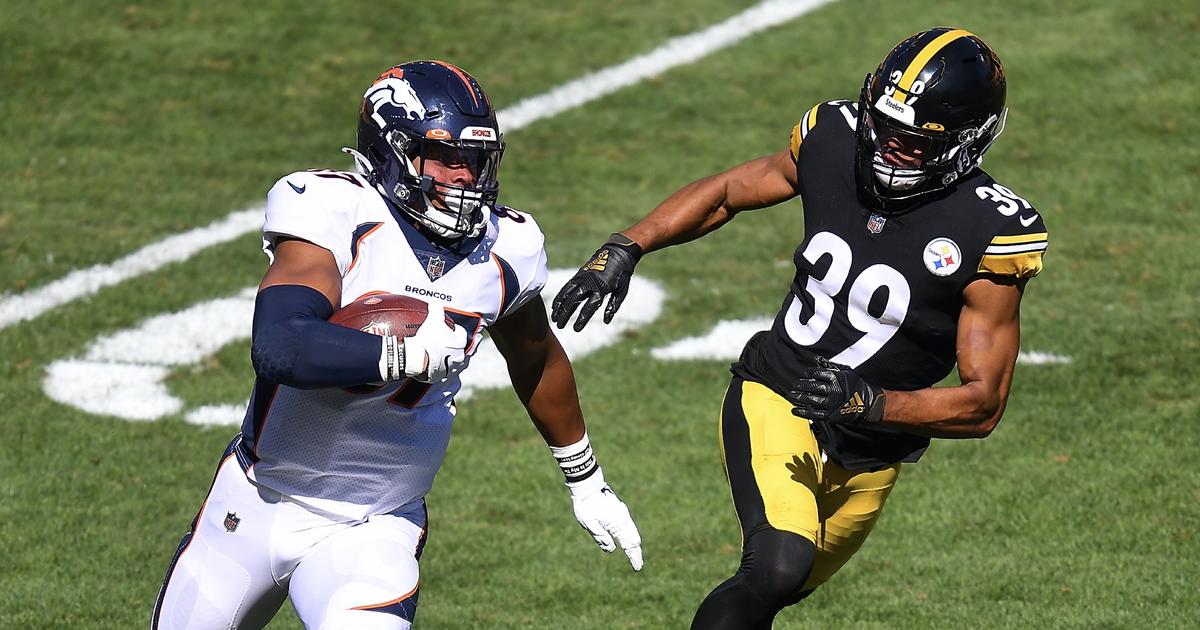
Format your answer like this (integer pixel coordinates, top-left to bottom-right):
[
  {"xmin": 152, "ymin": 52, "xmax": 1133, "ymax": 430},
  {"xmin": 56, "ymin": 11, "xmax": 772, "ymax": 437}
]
[
  {"xmin": 45, "ymin": 271, "xmax": 665, "ymax": 426},
  {"xmin": 44, "ymin": 288, "xmax": 259, "ymax": 421},
  {"xmin": 0, "ymin": 0, "xmax": 835, "ymax": 331},
  {"xmin": 0, "ymin": 210, "xmax": 263, "ymax": 330},
  {"xmin": 498, "ymin": 0, "xmax": 838, "ymax": 130}
]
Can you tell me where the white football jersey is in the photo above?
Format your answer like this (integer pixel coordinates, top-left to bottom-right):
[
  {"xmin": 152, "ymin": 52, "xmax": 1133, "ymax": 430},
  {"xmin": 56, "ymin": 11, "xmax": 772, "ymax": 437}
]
[{"xmin": 240, "ymin": 169, "xmax": 548, "ymax": 520}]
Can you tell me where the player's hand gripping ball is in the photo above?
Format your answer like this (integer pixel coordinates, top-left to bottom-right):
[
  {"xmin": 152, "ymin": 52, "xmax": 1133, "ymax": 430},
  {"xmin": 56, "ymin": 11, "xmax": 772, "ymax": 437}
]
[
  {"xmin": 331, "ymin": 294, "xmax": 469, "ymax": 383},
  {"xmin": 329, "ymin": 294, "xmax": 429, "ymax": 391},
  {"xmin": 329, "ymin": 293, "xmax": 429, "ymax": 338}
]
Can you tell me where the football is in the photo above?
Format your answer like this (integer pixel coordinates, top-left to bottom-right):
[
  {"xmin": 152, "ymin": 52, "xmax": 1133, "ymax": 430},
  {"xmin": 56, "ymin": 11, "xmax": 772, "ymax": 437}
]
[{"xmin": 329, "ymin": 293, "xmax": 428, "ymax": 338}]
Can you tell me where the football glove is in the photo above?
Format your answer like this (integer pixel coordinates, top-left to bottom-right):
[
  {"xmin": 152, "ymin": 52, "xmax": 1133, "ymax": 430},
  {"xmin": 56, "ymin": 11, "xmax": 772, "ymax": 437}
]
[
  {"xmin": 788, "ymin": 357, "xmax": 886, "ymax": 425},
  {"xmin": 566, "ymin": 469, "xmax": 644, "ymax": 571},
  {"xmin": 551, "ymin": 233, "xmax": 643, "ymax": 332},
  {"xmin": 402, "ymin": 307, "xmax": 469, "ymax": 382}
]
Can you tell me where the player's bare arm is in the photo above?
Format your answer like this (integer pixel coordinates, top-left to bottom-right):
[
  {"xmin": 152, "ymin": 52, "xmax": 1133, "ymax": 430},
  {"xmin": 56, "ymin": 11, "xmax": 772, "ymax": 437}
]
[
  {"xmin": 878, "ymin": 275, "xmax": 1023, "ymax": 437},
  {"xmin": 552, "ymin": 146, "xmax": 798, "ymax": 330},
  {"xmin": 789, "ymin": 275, "xmax": 1024, "ymax": 439},
  {"xmin": 259, "ymin": 236, "xmax": 343, "ymax": 305},
  {"xmin": 491, "ymin": 295, "xmax": 644, "ymax": 571},
  {"xmin": 489, "ymin": 295, "xmax": 585, "ymax": 446},
  {"xmin": 623, "ymin": 146, "xmax": 800, "ymax": 254}
]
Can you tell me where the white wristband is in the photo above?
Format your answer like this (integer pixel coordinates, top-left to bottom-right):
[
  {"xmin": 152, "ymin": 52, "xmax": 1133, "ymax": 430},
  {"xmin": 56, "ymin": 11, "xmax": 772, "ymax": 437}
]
[
  {"xmin": 549, "ymin": 433, "xmax": 599, "ymax": 484},
  {"xmin": 377, "ymin": 335, "xmax": 405, "ymax": 381}
]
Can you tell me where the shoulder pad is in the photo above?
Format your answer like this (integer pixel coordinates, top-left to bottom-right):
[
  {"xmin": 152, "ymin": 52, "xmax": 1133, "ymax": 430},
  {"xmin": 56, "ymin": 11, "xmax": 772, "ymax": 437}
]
[
  {"xmin": 488, "ymin": 206, "xmax": 548, "ymax": 318},
  {"xmin": 972, "ymin": 180, "xmax": 1048, "ymax": 279},
  {"xmin": 790, "ymin": 100, "xmax": 859, "ymax": 160},
  {"xmin": 264, "ymin": 170, "xmax": 371, "ymax": 274},
  {"xmin": 273, "ymin": 169, "xmax": 369, "ymax": 199},
  {"xmin": 489, "ymin": 206, "xmax": 546, "ymax": 257}
]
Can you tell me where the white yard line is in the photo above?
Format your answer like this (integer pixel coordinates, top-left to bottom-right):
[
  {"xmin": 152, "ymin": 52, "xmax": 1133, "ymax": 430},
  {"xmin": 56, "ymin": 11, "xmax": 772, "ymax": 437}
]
[
  {"xmin": 0, "ymin": 0, "xmax": 835, "ymax": 331},
  {"xmin": 498, "ymin": 0, "xmax": 837, "ymax": 130},
  {"xmin": 0, "ymin": 209, "xmax": 263, "ymax": 329}
]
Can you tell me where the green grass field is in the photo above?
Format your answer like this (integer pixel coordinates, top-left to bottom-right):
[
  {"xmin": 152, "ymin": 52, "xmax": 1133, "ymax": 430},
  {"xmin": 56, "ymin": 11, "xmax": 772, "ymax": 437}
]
[{"xmin": 2, "ymin": 1, "xmax": 1197, "ymax": 627}]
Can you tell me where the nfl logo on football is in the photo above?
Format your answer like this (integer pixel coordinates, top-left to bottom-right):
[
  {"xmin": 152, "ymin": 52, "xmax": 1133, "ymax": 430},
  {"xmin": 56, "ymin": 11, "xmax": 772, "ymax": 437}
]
[{"xmin": 360, "ymin": 321, "xmax": 393, "ymax": 337}]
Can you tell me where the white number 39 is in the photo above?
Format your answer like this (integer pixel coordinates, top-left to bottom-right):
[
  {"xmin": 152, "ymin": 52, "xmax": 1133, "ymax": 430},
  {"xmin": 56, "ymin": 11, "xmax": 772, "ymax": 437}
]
[
  {"xmin": 976, "ymin": 184, "xmax": 1031, "ymax": 216},
  {"xmin": 783, "ymin": 232, "xmax": 911, "ymax": 368}
]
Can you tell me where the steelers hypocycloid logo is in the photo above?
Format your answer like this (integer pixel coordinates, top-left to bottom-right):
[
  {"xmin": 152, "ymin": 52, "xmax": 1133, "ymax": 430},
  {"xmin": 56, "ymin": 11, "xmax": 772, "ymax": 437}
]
[{"xmin": 923, "ymin": 238, "xmax": 962, "ymax": 276}]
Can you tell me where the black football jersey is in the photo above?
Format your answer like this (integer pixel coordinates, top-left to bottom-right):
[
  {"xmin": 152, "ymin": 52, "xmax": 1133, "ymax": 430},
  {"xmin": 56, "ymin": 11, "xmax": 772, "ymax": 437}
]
[{"xmin": 732, "ymin": 100, "xmax": 1048, "ymax": 471}]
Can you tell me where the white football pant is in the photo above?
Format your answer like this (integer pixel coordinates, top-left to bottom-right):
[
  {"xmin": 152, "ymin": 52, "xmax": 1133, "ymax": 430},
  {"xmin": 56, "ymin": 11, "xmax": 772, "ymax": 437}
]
[{"xmin": 153, "ymin": 439, "xmax": 426, "ymax": 629}]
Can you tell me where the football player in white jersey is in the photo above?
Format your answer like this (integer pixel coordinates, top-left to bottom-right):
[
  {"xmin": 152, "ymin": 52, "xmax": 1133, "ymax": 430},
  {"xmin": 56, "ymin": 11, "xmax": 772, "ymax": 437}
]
[{"xmin": 153, "ymin": 60, "xmax": 642, "ymax": 630}]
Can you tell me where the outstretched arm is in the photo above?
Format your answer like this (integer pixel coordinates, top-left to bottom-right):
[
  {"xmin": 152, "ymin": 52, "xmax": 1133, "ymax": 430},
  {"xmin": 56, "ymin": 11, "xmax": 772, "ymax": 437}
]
[
  {"xmin": 623, "ymin": 146, "xmax": 800, "ymax": 254},
  {"xmin": 490, "ymin": 296, "xmax": 643, "ymax": 570},
  {"xmin": 552, "ymin": 147, "xmax": 800, "ymax": 331}
]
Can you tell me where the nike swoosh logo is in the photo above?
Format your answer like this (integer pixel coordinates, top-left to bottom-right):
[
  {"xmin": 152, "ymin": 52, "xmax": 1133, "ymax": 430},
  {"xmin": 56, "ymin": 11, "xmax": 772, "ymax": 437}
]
[
  {"xmin": 1019, "ymin": 213, "xmax": 1037, "ymax": 227},
  {"xmin": 287, "ymin": 181, "xmax": 306, "ymax": 194}
]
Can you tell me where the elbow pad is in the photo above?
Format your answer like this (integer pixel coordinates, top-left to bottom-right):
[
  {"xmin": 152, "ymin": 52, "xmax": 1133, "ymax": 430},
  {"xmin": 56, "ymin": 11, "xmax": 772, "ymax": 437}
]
[{"xmin": 250, "ymin": 284, "xmax": 385, "ymax": 389}]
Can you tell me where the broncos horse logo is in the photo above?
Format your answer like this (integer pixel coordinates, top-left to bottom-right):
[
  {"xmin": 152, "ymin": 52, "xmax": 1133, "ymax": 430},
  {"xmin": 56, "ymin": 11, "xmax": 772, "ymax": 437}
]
[{"xmin": 364, "ymin": 77, "xmax": 427, "ymax": 129}]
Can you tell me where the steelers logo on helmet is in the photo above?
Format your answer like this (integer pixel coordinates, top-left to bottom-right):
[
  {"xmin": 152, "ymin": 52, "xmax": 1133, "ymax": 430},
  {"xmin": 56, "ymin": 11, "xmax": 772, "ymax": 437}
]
[
  {"xmin": 346, "ymin": 60, "xmax": 505, "ymax": 241},
  {"xmin": 854, "ymin": 28, "xmax": 1008, "ymax": 212},
  {"xmin": 923, "ymin": 237, "xmax": 962, "ymax": 276}
]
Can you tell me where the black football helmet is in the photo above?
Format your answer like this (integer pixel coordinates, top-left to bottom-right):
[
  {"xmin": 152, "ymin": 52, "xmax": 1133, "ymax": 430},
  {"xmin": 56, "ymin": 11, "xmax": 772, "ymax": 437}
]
[
  {"xmin": 855, "ymin": 27, "xmax": 1007, "ymax": 211},
  {"xmin": 347, "ymin": 60, "xmax": 504, "ymax": 239}
]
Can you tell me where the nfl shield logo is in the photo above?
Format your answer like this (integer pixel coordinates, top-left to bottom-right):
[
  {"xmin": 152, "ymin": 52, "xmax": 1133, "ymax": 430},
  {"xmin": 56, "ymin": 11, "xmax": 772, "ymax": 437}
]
[
  {"xmin": 866, "ymin": 213, "xmax": 886, "ymax": 234},
  {"xmin": 426, "ymin": 255, "xmax": 446, "ymax": 280},
  {"xmin": 224, "ymin": 512, "xmax": 240, "ymax": 533}
]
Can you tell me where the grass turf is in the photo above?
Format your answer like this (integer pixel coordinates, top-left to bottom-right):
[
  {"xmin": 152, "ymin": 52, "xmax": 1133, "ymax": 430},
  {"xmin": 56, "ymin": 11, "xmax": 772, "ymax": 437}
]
[{"xmin": 1, "ymin": 0, "xmax": 1196, "ymax": 627}]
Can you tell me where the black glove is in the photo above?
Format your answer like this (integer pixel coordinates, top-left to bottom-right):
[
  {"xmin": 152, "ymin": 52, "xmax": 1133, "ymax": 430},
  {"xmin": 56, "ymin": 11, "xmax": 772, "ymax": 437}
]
[
  {"xmin": 788, "ymin": 357, "xmax": 886, "ymax": 425},
  {"xmin": 551, "ymin": 233, "xmax": 643, "ymax": 331}
]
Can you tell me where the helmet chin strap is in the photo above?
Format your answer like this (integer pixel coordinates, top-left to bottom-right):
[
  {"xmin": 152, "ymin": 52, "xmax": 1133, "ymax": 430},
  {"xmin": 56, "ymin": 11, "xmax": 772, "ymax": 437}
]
[
  {"xmin": 342, "ymin": 147, "xmax": 375, "ymax": 181},
  {"xmin": 400, "ymin": 152, "xmax": 486, "ymax": 239},
  {"xmin": 343, "ymin": 147, "xmax": 485, "ymax": 240}
]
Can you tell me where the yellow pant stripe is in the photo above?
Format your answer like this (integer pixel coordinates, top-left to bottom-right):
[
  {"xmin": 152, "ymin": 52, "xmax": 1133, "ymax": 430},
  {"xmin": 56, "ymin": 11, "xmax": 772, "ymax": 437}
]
[
  {"xmin": 740, "ymin": 381, "xmax": 822, "ymax": 539},
  {"xmin": 728, "ymin": 380, "xmax": 901, "ymax": 592}
]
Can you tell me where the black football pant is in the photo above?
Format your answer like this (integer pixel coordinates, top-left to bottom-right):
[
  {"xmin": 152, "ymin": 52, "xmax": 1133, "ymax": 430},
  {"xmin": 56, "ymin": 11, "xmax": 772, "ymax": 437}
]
[
  {"xmin": 691, "ymin": 378, "xmax": 899, "ymax": 629},
  {"xmin": 690, "ymin": 528, "xmax": 816, "ymax": 630}
]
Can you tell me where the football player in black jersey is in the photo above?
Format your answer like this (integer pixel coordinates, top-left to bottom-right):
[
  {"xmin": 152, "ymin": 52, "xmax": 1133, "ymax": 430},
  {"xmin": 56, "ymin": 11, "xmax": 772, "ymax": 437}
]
[{"xmin": 552, "ymin": 27, "xmax": 1047, "ymax": 629}]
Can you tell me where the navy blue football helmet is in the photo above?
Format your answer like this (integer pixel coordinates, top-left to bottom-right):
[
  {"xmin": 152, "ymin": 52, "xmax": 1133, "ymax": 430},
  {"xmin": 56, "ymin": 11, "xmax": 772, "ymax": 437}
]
[
  {"xmin": 348, "ymin": 60, "xmax": 504, "ymax": 239},
  {"xmin": 855, "ymin": 28, "xmax": 1007, "ymax": 210}
]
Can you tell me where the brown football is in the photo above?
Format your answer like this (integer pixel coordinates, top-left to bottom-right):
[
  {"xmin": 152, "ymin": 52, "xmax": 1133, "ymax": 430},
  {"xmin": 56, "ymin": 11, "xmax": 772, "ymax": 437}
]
[{"xmin": 329, "ymin": 293, "xmax": 428, "ymax": 339}]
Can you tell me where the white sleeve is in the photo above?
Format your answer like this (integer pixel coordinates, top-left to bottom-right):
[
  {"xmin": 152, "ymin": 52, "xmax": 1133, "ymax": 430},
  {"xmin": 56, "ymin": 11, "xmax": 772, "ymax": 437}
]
[
  {"xmin": 493, "ymin": 209, "xmax": 549, "ymax": 320},
  {"xmin": 507, "ymin": 244, "xmax": 548, "ymax": 316},
  {"xmin": 261, "ymin": 172, "xmax": 356, "ymax": 275}
]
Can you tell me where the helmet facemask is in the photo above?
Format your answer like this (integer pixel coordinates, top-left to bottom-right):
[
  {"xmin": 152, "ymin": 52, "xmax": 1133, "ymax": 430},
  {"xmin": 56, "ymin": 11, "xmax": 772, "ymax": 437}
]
[
  {"xmin": 855, "ymin": 70, "xmax": 1007, "ymax": 210},
  {"xmin": 351, "ymin": 60, "xmax": 506, "ymax": 241},
  {"xmin": 849, "ymin": 29, "xmax": 1010, "ymax": 212},
  {"xmin": 384, "ymin": 131, "xmax": 502, "ymax": 240}
]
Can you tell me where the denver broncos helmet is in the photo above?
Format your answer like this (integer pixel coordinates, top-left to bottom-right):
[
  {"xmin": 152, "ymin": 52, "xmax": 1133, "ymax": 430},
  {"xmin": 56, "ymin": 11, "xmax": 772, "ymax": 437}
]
[
  {"xmin": 348, "ymin": 60, "xmax": 504, "ymax": 239},
  {"xmin": 856, "ymin": 28, "xmax": 1007, "ymax": 210}
]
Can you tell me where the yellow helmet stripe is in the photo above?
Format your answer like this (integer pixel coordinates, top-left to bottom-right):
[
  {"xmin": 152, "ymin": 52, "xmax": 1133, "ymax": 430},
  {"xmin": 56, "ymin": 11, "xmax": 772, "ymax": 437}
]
[{"xmin": 892, "ymin": 29, "xmax": 974, "ymax": 102}]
